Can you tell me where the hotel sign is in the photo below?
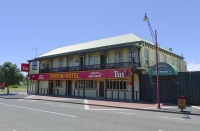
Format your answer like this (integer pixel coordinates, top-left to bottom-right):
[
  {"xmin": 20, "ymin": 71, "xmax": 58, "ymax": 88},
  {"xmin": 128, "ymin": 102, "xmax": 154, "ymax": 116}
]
[{"xmin": 28, "ymin": 68, "xmax": 132, "ymax": 80}]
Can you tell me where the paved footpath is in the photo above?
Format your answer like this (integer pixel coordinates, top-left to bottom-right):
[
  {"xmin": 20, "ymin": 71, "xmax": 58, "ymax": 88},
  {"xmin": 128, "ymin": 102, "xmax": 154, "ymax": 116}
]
[
  {"xmin": 25, "ymin": 95, "xmax": 200, "ymax": 116},
  {"xmin": 1, "ymin": 93, "xmax": 200, "ymax": 115}
]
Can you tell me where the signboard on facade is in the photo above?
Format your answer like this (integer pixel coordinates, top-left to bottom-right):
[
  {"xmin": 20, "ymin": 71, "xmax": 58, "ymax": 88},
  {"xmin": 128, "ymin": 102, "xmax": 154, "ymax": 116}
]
[
  {"xmin": 21, "ymin": 63, "xmax": 29, "ymax": 72},
  {"xmin": 149, "ymin": 62, "xmax": 179, "ymax": 76},
  {"xmin": 28, "ymin": 68, "xmax": 132, "ymax": 80}
]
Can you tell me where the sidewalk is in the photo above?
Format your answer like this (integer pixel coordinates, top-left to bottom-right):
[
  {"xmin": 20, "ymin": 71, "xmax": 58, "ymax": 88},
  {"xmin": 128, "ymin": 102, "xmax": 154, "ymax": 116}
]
[
  {"xmin": 25, "ymin": 95, "xmax": 200, "ymax": 116},
  {"xmin": 1, "ymin": 94, "xmax": 200, "ymax": 116}
]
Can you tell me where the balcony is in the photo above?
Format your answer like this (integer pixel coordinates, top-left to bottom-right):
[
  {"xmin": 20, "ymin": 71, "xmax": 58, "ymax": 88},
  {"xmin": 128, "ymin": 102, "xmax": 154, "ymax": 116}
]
[{"xmin": 39, "ymin": 62, "xmax": 141, "ymax": 73}]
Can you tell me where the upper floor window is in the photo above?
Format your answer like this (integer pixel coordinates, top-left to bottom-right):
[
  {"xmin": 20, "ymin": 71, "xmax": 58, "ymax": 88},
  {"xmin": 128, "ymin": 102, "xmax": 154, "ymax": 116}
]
[
  {"xmin": 68, "ymin": 57, "xmax": 73, "ymax": 67},
  {"xmin": 171, "ymin": 58, "xmax": 174, "ymax": 65},
  {"xmin": 176, "ymin": 59, "xmax": 180, "ymax": 67},
  {"xmin": 163, "ymin": 55, "xmax": 167, "ymax": 62},
  {"xmin": 89, "ymin": 54, "xmax": 94, "ymax": 65},
  {"xmin": 59, "ymin": 58, "xmax": 63, "ymax": 67},
  {"xmin": 97, "ymin": 54, "xmax": 100, "ymax": 64},
  {"xmin": 115, "ymin": 51, "xmax": 122, "ymax": 63},
  {"xmin": 32, "ymin": 61, "xmax": 37, "ymax": 70},
  {"xmin": 107, "ymin": 53, "xmax": 109, "ymax": 63},
  {"xmin": 144, "ymin": 49, "xmax": 149, "ymax": 59}
]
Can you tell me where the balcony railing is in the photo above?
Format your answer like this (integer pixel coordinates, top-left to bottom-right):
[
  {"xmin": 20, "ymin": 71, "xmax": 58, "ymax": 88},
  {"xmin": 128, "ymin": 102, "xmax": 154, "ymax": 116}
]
[{"xmin": 39, "ymin": 62, "xmax": 141, "ymax": 73}]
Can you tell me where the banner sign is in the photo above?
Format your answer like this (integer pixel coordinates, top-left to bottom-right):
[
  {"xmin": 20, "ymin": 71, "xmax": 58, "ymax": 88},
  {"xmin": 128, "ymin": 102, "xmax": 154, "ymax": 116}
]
[
  {"xmin": 149, "ymin": 62, "xmax": 179, "ymax": 76},
  {"xmin": 21, "ymin": 63, "xmax": 29, "ymax": 72},
  {"xmin": 28, "ymin": 68, "xmax": 132, "ymax": 80}
]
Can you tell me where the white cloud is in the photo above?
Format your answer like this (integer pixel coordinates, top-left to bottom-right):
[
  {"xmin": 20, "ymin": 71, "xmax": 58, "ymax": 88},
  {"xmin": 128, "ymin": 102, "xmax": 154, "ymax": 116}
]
[{"xmin": 187, "ymin": 62, "xmax": 200, "ymax": 71}]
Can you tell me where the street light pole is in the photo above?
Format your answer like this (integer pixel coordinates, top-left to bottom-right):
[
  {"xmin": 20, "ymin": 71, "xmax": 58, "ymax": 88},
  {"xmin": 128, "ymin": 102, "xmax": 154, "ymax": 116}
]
[{"xmin": 143, "ymin": 13, "xmax": 161, "ymax": 109}]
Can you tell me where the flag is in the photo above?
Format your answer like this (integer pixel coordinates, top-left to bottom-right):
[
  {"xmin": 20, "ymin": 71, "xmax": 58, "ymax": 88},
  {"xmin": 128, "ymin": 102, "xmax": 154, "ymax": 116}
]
[{"xmin": 0, "ymin": 82, "xmax": 5, "ymax": 88}]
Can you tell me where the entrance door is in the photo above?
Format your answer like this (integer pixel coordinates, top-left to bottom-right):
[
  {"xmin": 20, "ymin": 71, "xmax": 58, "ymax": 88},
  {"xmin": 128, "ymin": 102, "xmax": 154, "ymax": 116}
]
[
  {"xmin": 99, "ymin": 81, "xmax": 104, "ymax": 97},
  {"xmin": 67, "ymin": 80, "xmax": 72, "ymax": 96},
  {"xmin": 49, "ymin": 82, "xmax": 53, "ymax": 95},
  {"xmin": 100, "ymin": 54, "xmax": 106, "ymax": 69},
  {"xmin": 80, "ymin": 56, "xmax": 84, "ymax": 70}
]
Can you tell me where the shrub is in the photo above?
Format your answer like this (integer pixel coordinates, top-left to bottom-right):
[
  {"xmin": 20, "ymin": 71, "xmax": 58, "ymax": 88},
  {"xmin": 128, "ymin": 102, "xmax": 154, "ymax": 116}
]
[{"xmin": 10, "ymin": 85, "xmax": 18, "ymax": 88}]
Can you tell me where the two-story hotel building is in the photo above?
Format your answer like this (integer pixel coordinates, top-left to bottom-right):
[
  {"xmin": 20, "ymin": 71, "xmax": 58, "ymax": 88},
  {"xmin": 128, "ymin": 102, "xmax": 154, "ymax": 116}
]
[{"xmin": 27, "ymin": 33, "xmax": 187, "ymax": 101}]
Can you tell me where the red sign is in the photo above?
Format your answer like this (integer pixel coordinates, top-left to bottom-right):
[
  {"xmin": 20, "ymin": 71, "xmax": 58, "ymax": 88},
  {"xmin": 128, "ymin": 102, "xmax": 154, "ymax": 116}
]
[
  {"xmin": 21, "ymin": 63, "xmax": 29, "ymax": 72},
  {"xmin": 28, "ymin": 68, "xmax": 132, "ymax": 80},
  {"xmin": 0, "ymin": 82, "xmax": 5, "ymax": 87}
]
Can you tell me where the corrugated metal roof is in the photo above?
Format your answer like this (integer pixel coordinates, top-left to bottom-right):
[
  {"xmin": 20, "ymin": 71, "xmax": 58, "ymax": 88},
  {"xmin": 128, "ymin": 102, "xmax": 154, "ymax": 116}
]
[{"xmin": 37, "ymin": 33, "xmax": 180, "ymax": 58}]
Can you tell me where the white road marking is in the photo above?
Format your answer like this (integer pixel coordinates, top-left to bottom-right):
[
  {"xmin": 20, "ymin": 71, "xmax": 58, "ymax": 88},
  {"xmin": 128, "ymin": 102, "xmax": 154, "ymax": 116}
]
[
  {"xmin": 118, "ymin": 112, "xmax": 135, "ymax": 115},
  {"xmin": 192, "ymin": 106, "xmax": 200, "ymax": 109},
  {"xmin": 84, "ymin": 99, "xmax": 89, "ymax": 110},
  {"xmin": 159, "ymin": 116, "xmax": 185, "ymax": 120},
  {"xmin": 25, "ymin": 95, "xmax": 35, "ymax": 98},
  {"xmin": 44, "ymin": 103, "xmax": 52, "ymax": 104},
  {"xmin": 0, "ymin": 102, "xmax": 77, "ymax": 118},
  {"xmin": 18, "ymin": 99, "xmax": 38, "ymax": 102},
  {"xmin": 60, "ymin": 104, "xmax": 70, "ymax": 107},
  {"xmin": 87, "ymin": 109, "xmax": 130, "ymax": 111}
]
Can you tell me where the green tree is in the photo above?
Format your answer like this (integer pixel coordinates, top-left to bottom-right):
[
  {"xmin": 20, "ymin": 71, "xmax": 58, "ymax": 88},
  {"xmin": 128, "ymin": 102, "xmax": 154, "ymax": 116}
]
[{"xmin": 0, "ymin": 62, "xmax": 24, "ymax": 94}]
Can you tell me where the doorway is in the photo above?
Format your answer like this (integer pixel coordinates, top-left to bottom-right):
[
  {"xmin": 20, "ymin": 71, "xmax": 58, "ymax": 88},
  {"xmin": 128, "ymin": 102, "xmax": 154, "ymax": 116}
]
[
  {"xmin": 48, "ymin": 81, "xmax": 53, "ymax": 95},
  {"xmin": 100, "ymin": 54, "xmax": 106, "ymax": 69},
  {"xmin": 79, "ymin": 56, "xmax": 84, "ymax": 70},
  {"xmin": 66, "ymin": 80, "xmax": 72, "ymax": 96},
  {"xmin": 99, "ymin": 81, "xmax": 104, "ymax": 97}
]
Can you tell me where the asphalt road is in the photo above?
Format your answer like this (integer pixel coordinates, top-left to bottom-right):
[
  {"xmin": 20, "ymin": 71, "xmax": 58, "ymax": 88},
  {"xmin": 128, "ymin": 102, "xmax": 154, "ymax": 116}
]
[{"xmin": 0, "ymin": 98, "xmax": 199, "ymax": 131}]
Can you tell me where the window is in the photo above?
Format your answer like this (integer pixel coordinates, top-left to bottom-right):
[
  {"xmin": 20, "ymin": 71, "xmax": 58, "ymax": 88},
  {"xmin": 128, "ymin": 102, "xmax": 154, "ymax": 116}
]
[
  {"xmin": 68, "ymin": 57, "xmax": 73, "ymax": 67},
  {"xmin": 89, "ymin": 54, "xmax": 94, "ymax": 65},
  {"xmin": 78, "ymin": 80, "xmax": 84, "ymax": 88},
  {"xmin": 130, "ymin": 51, "xmax": 138, "ymax": 63},
  {"xmin": 106, "ymin": 80, "xmax": 126, "ymax": 90},
  {"xmin": 163, "ymin": 55, "xmax": 166, "ymax": 62},
  {"xmin": 85, "ymin": 80, "xmax": 93, "ymax": 89},
  {"xmin": 97, "ymin": 55, "xmax": 100, "ymax": 64},
  {"xmin": 178, "ymin": 60, "xmax": 180, "ymax": 67},
  {"xmin": 49, "ymin": 59, "xmax": 52, "ymax": 68},
  {"xmin": 32, "ymin": 61, "xmax": 37, "ymax": 70},
  {"xmin": 116, "ymin": 51, "xmax": 122, "ymax": 63},
  {"xmin": 29, "ymin": 81, "xmax": 35, "ymax": 91},
  {"xmin": 107, "ymin": 53, "xmax": 109, "ymax": 63},
  {"xmin": 144, "ymin": 49, "xmax": 149, "ymax": 59},
  {"xmin": 59, "ymin": 59, "xmax": 63, "ymax": 67},
  {"xmin": 55, "ymin": 80, "xmax": 62, "ymax": 86},
  {"xmin": 171, "ymin": 58, "xmax": 174, "ymax": 65}
]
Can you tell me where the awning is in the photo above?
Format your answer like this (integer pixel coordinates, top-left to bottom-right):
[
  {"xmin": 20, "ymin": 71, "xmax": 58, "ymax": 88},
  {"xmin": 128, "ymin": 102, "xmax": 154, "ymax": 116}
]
[{"xmin": 149, "ymin": 62, "xmax": 179, "ymax": 76}]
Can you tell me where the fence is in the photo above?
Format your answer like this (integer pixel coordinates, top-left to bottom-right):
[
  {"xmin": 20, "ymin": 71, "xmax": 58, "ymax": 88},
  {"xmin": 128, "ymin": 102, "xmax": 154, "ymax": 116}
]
[{"xmin": 140, "ymin": 71, "xmax": 200, "ymax": 105}]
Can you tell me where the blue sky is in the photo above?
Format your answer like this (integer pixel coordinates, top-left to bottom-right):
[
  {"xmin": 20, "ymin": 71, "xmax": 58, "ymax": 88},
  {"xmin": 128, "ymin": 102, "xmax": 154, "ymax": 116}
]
[{"xmin": 0, "ymin": 0, "xmax": 200, "ymax": 71}]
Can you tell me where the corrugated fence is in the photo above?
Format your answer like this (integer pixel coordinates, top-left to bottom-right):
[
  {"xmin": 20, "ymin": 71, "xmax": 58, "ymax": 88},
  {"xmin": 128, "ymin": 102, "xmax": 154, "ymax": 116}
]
[{"xmin": 140, "ymin": 71, "xmax": 200, "ymax": 105}]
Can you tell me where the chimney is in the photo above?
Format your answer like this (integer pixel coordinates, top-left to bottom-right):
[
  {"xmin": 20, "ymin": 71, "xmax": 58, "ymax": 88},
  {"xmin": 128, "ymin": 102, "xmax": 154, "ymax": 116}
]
[{"xmin": 169, "ymin": 48, "xmax": 172, "ymax": 51}]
